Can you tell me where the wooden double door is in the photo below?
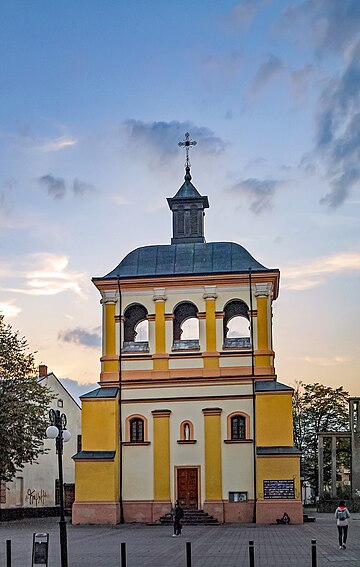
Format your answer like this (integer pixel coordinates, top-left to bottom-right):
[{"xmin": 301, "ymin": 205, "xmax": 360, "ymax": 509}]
[{"xmin": 177, "ymin": 468, "xmax": 198, "ymax": 509}]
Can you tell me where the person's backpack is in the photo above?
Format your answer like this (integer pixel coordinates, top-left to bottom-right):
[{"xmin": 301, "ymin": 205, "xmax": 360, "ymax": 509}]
[{"xmin": 338, "ymin": 509, "xmax": 347, "ymax": 521}]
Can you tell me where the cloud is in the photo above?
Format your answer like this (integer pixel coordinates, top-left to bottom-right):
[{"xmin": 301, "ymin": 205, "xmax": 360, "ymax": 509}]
[
  {"xmin": 35, "ymin": 136, "xmax": 78, "ymax": 152},
  {"xmin": 289, "ymin": 64, "xmax": 315, "ymax": 105},
  {"xmin": 72, "ymin": 178, "xmax": 95, "ymax": 197},
  {"xmin": 37, "ymin": 175, "xmax": 66, "ymax": 199},
  {"xmin": 281, "ymin": 0, "xmax": 360, "ymax": 55},
  {"xmin": 201, "ymin": 51, "xmax": 243, "ymax": 80},
  {"xmin": 111, "ymin": 194, "xmax": 130, "ymax": 206},
  {"xmin": 122, "ymin": 120, "xmax": 226, "ymax": 162},
  {"xmin": 1, "ymin": 253, "xmax": 87, "ymax": 297},
  {"xmin": 230, "ymin": 177, "xmax": 282, "ymax": 213},
  {"xmin": 0, "ymin": 302, "xmax": 21, "ymax": 318},
  {"xmin": 58, "ymin": 327, "xmax": 101, "ymax": 348},
  {"xmin": 228, "ymin": 0, "xmax": 268, "ymax": 26},
  {"xmin": 304, "ymin": 355, "xmax": 351, "ymax": 367},
  {"xmin": 59, "ymin": 378, "xmax": 98, "ymax": 403},
  {"xmin": 36, "ymin": 175, "xmax": 95, "ymax": 200},
  {"xmin": 316, "ymin": 41, "xmax": 360, "ymax": 207},
  {"xmin": 282, "ymin": 251, "xmax": 360, "ymax": 290},
  {"xmin": 250, "ymin": 55, "xmax": 284, "ymax": 96},
  {"xmin": 281, "ymin": 3, "xmax": 360, "ymax": 207}
]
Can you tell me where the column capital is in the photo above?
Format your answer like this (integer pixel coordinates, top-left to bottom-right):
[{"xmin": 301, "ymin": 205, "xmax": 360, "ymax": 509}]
[
  {"xmin": 100, "ymin": 291, "xmax": 118, "ymax": 304},
  {"xmin": 202, "ymin": 407, "xmax": 222, "ymax": 416},
  {"xmin": 254, "ymin": 283, "xmax": 273, "ymax": 298},
  {"xmin": 203, "ymin": 286, "xmax": 217, "ymax": 300},
  {"xmin": 152, "ymin": 409, "xmax": 172, "ymax": 418},
  {"xmin": 153, "ymin": 288, "xmax": 167, "ymax": 302}
]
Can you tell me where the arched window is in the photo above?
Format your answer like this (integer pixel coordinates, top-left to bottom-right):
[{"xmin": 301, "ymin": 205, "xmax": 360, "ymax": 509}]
[
  {"xmin": 124, "ymin": 414, "xmax": 149, "ymax": 445},
  {"xmin": 231, "ymin": 415, "xmax": 245, "ymax": 440},
  {"xmin": 129, "ymin": 417, "xmax": 144, "ymax": 443},
  {"xmin": 223, "ymin": 300, "xmax": 251, "ymax": 349},
  {"xmin": 226, "ymin": 412, "xmax": 250, "ymax": 442},
  {"xmin": 123, "ymin": 303, "xmax": 149, "ymax": 352},
  {"xmin": 172, "ymin": 302, "xmax": 200, "ymax": 350}
]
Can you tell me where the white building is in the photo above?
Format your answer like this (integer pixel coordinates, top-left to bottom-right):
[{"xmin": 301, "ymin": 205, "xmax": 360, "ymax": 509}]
[{"xmin": 1, "ymin": 365, "xmax": 81, "ymax": 518}]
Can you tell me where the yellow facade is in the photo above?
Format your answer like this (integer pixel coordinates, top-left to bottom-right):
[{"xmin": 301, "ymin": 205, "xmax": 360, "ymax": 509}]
[
  {"xmin": 256, "ymin": 393, "xmax": 293, "ymax": 447},
  {"xmin": 203, "ymin": 408, "xmax": 222, "ymax": 500},
  {"xmin": 152, "ymin": 410, "xmax": 171, "ymax": 500}
]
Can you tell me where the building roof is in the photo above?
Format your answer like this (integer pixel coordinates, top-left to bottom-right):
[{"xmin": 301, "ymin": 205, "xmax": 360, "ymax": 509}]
[
  {"xmin": 96, "ymin": 241, "xmax": 273, "ymax": 281},
  {"xmin": 72, "ymin": 450, "xmax": 116, "ymax": 461},
  {"xmin": 167, "ymin": 166, "xmax": 209, "ymax": 207},
  {"xmin": 255, "ymin": 380, "xmax": 293, "ymax": 392},
  {"xmin": 257, "ymin": 446, "xmax": 301, "ymax": 455},
  {"xmin": 80, "ymin": 387, "xmax": 119, "ymax": 399}
]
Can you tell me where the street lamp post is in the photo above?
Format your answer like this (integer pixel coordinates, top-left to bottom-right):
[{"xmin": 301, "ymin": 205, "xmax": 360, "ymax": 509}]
[{"xmin": 46, "ymin": 409, "xmax": 71, "ymax": 567}]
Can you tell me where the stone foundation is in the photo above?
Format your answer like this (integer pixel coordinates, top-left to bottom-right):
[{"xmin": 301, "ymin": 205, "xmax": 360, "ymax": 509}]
[
  {"xmin": 123, "ymin": 500, "xmax": 171, "ymax": 523},
  {"xmin": 72, "ymin": 501, "xmax": 120, "ymax": 525},
  {"xmin": 256, "ymin": 499, "xmax": 303, "ymax": 524},
  {"xmin": 224, "ymin": 500, "xmax": 254, "ymax": 523}
]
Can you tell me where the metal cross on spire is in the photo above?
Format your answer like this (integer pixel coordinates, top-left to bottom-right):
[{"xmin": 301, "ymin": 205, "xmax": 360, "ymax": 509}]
[{"xmin": 178, "ymin": 132, "xmax": 197, "ymax": 168}]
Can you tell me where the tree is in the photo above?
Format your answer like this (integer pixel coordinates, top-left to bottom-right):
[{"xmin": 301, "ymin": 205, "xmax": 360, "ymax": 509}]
[
  {"xmin": 0, "ymin": 314, "xmax": 54, "ymax": 483},
  {"xmin": 293, "ymin": 382, "xmax": 349, "ymax": 494}
]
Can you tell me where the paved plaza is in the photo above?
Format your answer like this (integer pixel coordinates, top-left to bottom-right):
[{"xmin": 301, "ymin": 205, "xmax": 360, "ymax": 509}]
[{"xmin": 1, "ymin": 510, "xmax": 360, "ymax": 566}]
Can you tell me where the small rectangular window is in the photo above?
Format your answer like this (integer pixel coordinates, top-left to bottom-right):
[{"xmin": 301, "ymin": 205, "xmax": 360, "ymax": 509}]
[
  {"xmin": 229, "ymin": 491, "xmax": 247, "ymax": 502},
  {"xmin": 77, "ymin": 434, "xmax": 82, "ymax": 453}
]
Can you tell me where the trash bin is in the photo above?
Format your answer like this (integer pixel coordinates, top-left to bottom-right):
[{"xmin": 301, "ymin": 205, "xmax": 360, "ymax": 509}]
[{"xmin": 32, "ymin": 533, "xmax": 49, "ymax": 566}]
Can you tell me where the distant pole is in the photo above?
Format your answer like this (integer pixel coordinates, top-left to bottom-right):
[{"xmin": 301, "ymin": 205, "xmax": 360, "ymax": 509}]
[
  {"xmin": 249, "ymin": 268, "xmax": 257, "ymax": 524},
  {"xmin": 120, "ymin": 542, "xmax": 127, "ymax": 567},
  {"xmin": 46, "ymin": 410, "xmax": 71, "ymax": 567},
  {"xmin": 249, "ymin": 540, "xmax": 255, "ymax": 567},
  {"xmin": 311, "ymin": 539, "xmax": 317, "ymax": 567},
  {"xmin": 186, "ymin": 541, "xmax": 192, "ymax": 567},
  {"xmin": 6, "ymin": 539, "xmax": 11, "ymax": 567},
  {"xmin": 117, "ymin": 278, "xmax": 125, "ymax": 524}
]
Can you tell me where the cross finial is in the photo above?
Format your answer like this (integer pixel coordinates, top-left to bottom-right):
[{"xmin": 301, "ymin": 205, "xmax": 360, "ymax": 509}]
[{"xmin": 178, "ymin": 132, "xmax": 197, "ymax": 168}]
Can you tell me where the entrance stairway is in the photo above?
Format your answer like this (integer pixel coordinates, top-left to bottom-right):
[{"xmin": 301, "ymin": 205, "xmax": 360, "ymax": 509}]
[{"xmin": 158, "ymin": 509, "xmax": 220, "ymax": 525}]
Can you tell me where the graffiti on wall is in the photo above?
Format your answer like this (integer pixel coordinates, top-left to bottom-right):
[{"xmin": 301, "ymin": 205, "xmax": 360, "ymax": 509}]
[{"xmin": 26, "ymin": 488, "xmax": 48, "ymax": 507}]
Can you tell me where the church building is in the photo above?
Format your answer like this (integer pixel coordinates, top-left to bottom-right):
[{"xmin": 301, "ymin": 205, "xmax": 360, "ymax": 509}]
[{"xmin": 73, "ymin": 135, "xmax": 302, "ymax": 525}]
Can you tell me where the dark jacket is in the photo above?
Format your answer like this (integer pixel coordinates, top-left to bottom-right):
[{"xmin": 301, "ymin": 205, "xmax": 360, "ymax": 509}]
[{"xmin": 174, "ymin": 505, "xmax": 184, "ymax": 521}]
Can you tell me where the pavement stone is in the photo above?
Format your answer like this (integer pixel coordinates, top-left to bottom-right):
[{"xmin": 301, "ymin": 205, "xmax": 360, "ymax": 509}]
[{"xmin": 0, "ymin": 510, "xmax": 360, "ymax": 566}]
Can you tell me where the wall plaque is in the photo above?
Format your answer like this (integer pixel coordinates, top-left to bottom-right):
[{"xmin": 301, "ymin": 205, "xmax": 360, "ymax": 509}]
[{"xmin": 263, "ymin": 479, "xmax": 295, "ymax": 499}]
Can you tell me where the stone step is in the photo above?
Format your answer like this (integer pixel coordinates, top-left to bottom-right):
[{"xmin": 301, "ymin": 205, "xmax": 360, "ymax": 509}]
[
  {"xmin": 303, "ymin": 514, "xmax": 316, "ymax": 523},
  {"xmin": 158, "ymin": 509, "xmax": 220, "ymax": 525}
]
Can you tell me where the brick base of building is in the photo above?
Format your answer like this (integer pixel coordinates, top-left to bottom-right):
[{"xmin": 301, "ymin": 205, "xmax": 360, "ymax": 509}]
[{"xmin": 256, "ymin": 499, "xmax": 303, "ymax": 524}]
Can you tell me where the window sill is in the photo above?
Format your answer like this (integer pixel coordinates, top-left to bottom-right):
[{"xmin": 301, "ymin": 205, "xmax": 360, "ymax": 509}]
[
  {"xmin": 122, "ymin": 341, "xmax": 149, "ymax": 353},
  {"xmin": 123, "ymin": 441, "xmax": 151, "ymax": 446},
  {"xmin": 172, "ymin": 340, "xmax": 200, "ymax": 351},
  {"xmin": 177, "ymin": 440, "xmax": 197, "ymax": 444},
  {"xmin": 224, "ymin": 439, "xmax": 253, "ymax": 444}
]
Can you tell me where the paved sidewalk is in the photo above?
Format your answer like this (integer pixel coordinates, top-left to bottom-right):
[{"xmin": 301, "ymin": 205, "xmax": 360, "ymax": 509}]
[{"xmin": 1, "ymin": 511, "xmax": 360, "ymax": 566}]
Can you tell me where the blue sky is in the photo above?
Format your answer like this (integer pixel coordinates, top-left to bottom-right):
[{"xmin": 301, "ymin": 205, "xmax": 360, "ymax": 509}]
[{"xmin": 1, "ymin": 0, "xmax": 359, "ymax": 398}]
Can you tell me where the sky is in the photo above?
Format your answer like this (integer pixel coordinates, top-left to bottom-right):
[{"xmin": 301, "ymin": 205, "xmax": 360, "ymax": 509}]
[{"xmin": 1, "ymin": 0, "xmax": 359, "ymax": 400}]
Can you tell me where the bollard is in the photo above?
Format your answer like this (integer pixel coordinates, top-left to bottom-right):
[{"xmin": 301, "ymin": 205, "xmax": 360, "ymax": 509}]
[
  {"xmin": 186, "ymin": 541, "xmax": 192, "ymax": 567},
  {"xmin": 6, "ymin": 540, "xmax": 11, "ymax": 567},
  {"xmin": 249, "ymin": 540, "xmax": 255, "ymax": 567},
  {"xmin": 120, "ymin": 542, "xmax": 127, "ymax": 567},
  {"xmin": 311, "ymin": 539, "xmax": 317, "ymax": 567}
]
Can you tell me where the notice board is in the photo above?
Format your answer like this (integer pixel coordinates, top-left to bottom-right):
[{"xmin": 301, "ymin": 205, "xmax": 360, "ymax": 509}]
[{"xmin": 263, "ymin": 479, "xmax": 295, "ymax": 499}]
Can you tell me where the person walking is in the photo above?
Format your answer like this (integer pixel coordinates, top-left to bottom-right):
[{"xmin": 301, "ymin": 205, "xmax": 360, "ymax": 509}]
[
  {"xmin": 172, "ymin": 500, "xmax": 184, "ymax": 537},
  {"xmin": 335, "ymin": 499, "xmax": 350, "ymax": 549}
]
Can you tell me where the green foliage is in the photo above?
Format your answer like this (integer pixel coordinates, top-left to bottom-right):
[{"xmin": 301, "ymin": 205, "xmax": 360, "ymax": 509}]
[
  {"xmin": 293, "ymin": 381, "xmax": 349, "ymax": 493},
  {"xmin": 0, "ymin": 314, "xmax": 54, "ymax": 483}
]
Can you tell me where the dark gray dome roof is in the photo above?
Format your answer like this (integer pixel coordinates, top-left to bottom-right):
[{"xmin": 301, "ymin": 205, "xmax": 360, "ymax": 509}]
[{"xmin": 97, "ymin": 242, "xmax": 272, "ymax": 280}]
